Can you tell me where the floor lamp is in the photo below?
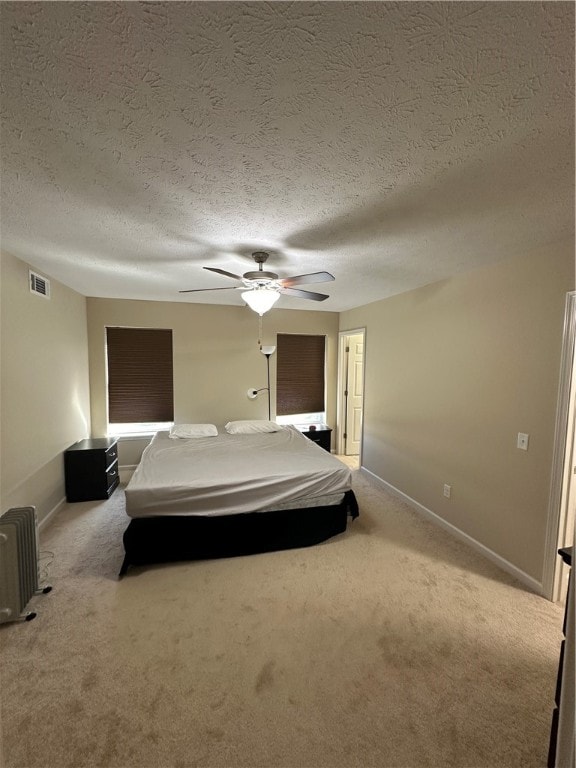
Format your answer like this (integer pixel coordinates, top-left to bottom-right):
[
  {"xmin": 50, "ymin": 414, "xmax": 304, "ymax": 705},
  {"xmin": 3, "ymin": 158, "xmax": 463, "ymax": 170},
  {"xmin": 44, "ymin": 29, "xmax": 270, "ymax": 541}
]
[
  {"xmin": 247, "ymin": 345, "xmax": 276, "ymax": 419},
  {"xmin": 260, "ymin": 345, "xmax": 275, "ymax": 420}
]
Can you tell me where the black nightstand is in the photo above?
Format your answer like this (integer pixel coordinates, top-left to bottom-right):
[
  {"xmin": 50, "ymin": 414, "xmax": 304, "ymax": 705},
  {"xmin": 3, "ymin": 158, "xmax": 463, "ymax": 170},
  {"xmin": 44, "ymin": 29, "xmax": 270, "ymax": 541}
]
[
  {"xmin": 300, "ymin": 426, "xmax": 332, "ymax": 452},
  {"xmin": 64, "ymin": 438, "xmax": 119, "ymax": 502}
]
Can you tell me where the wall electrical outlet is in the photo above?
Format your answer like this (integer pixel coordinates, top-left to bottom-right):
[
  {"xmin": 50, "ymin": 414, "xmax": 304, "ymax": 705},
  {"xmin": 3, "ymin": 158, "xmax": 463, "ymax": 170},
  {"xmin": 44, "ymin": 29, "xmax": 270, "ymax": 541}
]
[
  {"xmin": 443, "ymin": 484, "xmax": 451, "ymax": 498},
  {"xmin": 517, "ymin": 433, "xmax": 529, "ymax": 451}
]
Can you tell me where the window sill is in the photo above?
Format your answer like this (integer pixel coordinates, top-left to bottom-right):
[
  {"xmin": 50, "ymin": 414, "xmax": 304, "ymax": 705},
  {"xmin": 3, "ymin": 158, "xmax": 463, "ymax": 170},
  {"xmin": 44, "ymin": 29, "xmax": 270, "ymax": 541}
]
[
  {"xmin": 108, "ymin": 422, "xmax": 173, "ymax": 439},
  {"xmin": 109, "ymin": 432, "xmax": 158, "ymax": 441}
]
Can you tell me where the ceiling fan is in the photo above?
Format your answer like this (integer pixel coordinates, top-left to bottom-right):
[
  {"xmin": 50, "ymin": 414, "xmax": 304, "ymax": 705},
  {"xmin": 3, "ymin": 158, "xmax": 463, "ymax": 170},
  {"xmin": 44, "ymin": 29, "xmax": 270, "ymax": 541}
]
[{"xmin": 179, "ymin": 251, "xmax": 335, "ymax": 315}]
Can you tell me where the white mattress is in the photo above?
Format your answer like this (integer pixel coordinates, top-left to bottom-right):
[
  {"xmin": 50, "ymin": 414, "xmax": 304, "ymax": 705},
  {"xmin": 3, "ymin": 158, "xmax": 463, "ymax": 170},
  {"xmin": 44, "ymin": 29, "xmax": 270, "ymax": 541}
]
[{"xmin": 125, "ymin": 426, "xmax": 352, "ymax": 518}]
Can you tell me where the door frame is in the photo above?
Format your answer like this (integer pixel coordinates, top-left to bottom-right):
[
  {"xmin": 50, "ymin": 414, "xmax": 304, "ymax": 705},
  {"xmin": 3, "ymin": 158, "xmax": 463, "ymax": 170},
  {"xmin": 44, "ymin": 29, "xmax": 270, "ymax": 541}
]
[
  {"xmin": 337, "ymin": 328, "xmax": 366, "ymax": 459},
  {"xmin": 543, "ymin": 291, "xmax": 576, "ymax": 601}
]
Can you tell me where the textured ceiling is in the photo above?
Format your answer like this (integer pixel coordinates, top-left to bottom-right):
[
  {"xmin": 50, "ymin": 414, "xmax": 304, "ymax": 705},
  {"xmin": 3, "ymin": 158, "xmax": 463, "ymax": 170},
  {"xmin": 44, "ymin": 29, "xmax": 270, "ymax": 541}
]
[{"xmin": 0, "ymin": 2, "xmax": 574, "ymax": 312}]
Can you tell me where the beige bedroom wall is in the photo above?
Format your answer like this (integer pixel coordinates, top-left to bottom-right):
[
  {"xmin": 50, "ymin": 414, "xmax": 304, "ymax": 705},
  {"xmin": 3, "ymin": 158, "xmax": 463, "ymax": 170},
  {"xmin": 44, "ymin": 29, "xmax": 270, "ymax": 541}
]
[
  {"xmin": 0, "ymin": 250, "xmax": 91, "ymax": 523},
  {"xmin": 340, "ymin": 241, "xmax": 575, "ymax": 584},
  {"xmin": 86, "ymin": 299, "xmax": 339, "ymax": 463}
]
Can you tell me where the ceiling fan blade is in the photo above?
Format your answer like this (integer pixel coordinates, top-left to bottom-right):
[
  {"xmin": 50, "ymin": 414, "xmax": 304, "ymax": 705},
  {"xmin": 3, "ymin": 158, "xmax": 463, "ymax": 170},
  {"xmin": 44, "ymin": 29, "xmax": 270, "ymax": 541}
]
[
  {"xmin": 179, "ymin": 286, "xmax": 239, "ymax": 294},
  {"xmin": 279, "ymin": 271, "xmax": 335, "ymax": 287},
  {"xmin": 279, "ymin": 287, "xmax": 329, "ymax": 302},
  {"xmin": 203, "ymin": 267, "xmax": 242, "ymax": 280}
]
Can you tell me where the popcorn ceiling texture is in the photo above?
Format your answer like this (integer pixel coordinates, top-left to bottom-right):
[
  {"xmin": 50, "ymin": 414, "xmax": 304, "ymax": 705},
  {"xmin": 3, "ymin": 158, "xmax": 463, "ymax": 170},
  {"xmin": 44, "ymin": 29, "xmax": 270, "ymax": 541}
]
[{"xmin": 0, "ymin": 2, "xmax": 573, "ymax": 311}]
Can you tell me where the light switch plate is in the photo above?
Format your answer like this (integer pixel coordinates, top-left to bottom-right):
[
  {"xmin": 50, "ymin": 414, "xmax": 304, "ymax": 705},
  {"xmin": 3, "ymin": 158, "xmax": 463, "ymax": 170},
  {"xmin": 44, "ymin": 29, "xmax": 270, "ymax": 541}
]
[{"xmin": 517, "ymin": 433, "xmax": 529, "ymax": 450}]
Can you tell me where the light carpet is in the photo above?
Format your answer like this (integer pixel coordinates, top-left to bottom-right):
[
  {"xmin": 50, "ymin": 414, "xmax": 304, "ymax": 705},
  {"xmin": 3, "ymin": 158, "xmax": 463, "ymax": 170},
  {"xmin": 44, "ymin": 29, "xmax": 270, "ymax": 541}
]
[{"xmin": 0, "ymin": 468, "xmax": 563, "ymax": 768}]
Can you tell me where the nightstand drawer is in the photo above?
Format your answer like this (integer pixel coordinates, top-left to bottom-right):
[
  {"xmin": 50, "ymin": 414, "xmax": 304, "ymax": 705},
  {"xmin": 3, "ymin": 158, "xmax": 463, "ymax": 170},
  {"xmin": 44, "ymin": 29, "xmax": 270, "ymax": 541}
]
[
  {"xmin": 106, "ymin": 460, "xmax": 119, "ymax": 488},
  {"xmin": 105, "ymin": 443, "xmax": 118, "ymax": 468}
]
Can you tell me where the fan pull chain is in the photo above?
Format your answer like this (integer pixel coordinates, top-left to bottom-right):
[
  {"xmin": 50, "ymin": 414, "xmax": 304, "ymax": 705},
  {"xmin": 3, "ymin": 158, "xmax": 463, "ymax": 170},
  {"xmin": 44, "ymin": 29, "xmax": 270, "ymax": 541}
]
[{"xmin": 258, "ymin": 314, "xmax": 263, "ymax": 349}]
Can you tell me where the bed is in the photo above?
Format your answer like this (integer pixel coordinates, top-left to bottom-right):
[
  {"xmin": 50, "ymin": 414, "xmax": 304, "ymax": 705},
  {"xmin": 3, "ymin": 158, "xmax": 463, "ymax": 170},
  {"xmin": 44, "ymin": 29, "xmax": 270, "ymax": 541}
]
[{"xmin": 120, "ymin": 424, "xmax": 359, "ymax": 575}]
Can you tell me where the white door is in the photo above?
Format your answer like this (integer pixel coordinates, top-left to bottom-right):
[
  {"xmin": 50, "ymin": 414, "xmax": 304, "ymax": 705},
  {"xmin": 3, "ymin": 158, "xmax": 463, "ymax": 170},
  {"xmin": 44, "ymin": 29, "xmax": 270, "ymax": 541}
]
[
  {"xmin": 557, "ymin": 346, "xmax": 576, "ymax": 599},
  {"xmin": 345, "ymin": 334, "xmax": 364, "ymax": 455},
  {"xmin": 544, "ymin": 291, "xmax": 576, "ymax": 602}
]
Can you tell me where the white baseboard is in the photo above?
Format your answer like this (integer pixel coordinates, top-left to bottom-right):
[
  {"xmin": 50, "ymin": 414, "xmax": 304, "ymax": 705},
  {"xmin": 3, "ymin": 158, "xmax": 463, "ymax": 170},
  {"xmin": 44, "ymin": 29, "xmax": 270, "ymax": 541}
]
[
  {"xmin": 360, "ymin": 467, "xmax": 544, "ymax": 596},
  {"xmin": 119, "ymin": 465, "xmax": 137, "ymax": 484},
  {"xmin": 38, "ymin": 496, "xmax": 66, "ymax": 532}
]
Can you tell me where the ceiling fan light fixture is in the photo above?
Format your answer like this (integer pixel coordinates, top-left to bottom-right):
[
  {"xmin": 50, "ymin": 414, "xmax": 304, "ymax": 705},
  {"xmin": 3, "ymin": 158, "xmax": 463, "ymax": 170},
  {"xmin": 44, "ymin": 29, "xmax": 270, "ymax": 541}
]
[{"xmin": 241, "ymin": 288, "xmax": 280, "ymax": 315}]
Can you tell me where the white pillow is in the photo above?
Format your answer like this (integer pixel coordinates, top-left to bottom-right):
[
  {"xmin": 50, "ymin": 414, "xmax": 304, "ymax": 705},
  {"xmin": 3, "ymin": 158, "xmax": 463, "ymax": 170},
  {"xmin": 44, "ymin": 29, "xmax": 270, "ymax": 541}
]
[
  {"xmin": 169, "ymin": 424, "xmax": 218, "ymax": 438},
  {"xmin": 224, "ymin": 420, "xmax": 284, "ymax": 434}
]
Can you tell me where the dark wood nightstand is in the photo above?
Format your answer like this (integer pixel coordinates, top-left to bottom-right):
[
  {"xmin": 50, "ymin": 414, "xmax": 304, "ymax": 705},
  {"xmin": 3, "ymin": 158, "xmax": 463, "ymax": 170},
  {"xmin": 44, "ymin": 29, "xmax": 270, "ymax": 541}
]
[
  {"xmin": 300, "ymin": 426, "xmax": 332, "ymax": 452},
  {"xmin": 64, "ymin": 438, "xmax": 119, "ymax": 502}
]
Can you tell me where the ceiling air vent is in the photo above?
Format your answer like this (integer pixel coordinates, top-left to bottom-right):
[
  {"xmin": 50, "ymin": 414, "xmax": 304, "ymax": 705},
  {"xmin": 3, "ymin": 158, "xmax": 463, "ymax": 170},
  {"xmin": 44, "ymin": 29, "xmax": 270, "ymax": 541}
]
[{"xmin": 29, "ymin": 270, "xmax": 50, "ymax": 299}]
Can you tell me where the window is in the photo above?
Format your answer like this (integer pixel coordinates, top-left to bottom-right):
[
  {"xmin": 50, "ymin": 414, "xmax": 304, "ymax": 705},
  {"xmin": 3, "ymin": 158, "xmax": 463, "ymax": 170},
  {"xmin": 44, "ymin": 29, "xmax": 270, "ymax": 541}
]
[
  {"xmin": 276, "ymin": 334, "xmax": 326, "ymax": 422},
  {"xmin": 106, "ymin": 327, "xmax": 174, "ymax": 435}
]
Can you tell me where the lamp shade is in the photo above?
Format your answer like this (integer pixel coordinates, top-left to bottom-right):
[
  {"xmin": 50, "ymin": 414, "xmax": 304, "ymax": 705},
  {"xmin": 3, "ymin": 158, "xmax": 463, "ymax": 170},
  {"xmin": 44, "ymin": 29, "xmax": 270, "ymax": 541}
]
[
  {"xmin": 260, "ymin": 345, "xmax": 276, "ymax": 356},
  {"xmin": 241, "ymin": 288, "xmax": 280, "ymax": 315}
]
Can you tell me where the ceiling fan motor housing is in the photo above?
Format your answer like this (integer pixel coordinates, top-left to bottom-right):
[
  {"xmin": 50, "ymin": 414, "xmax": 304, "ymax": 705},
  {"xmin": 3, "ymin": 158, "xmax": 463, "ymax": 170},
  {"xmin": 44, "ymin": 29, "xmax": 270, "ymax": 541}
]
[
  {"xmin": 242, "ymin": 270, "xmax": 278, "ymax": 282},
  {"xmin": 243, "ymin": 251, "xmax": 278, "ymax": 282}
]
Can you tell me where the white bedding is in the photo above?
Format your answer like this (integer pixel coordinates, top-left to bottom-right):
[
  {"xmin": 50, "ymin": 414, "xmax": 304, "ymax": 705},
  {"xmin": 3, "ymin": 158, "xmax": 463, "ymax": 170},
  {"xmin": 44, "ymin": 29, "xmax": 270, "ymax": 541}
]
[{"xmin": 125, "ymin": 426, "xmax": 352, "ymax": 518}]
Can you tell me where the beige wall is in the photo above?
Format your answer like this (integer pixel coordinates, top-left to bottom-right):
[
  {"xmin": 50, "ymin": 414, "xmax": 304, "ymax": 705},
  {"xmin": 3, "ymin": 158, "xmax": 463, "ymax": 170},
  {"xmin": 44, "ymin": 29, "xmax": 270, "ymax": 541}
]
[
  {"xmin": 86, "ymin": 298, "xmax": 339, "ymax": 464},
  {"xmin": 0, "ymin": 251, "xmax": 90, "ymax": 522},
  {"xmin": 340, "ymin": 241, "xmax": 574, "ymax": 583}
]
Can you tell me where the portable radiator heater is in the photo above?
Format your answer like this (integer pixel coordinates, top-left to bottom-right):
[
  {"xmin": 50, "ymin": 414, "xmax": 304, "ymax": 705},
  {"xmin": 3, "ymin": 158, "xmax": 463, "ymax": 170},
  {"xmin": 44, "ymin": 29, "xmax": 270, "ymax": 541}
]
[{"xmin": 0, "ymin": 506, "xmax": 52, "ymax": 623}]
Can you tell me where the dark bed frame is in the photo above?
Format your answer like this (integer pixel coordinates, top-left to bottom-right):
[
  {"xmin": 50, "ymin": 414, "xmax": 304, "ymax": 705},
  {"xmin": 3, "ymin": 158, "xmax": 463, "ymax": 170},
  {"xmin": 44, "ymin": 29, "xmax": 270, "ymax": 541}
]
[{"xmin": 119, "ymin": 489, "xmax": 359, "ymax": 576}]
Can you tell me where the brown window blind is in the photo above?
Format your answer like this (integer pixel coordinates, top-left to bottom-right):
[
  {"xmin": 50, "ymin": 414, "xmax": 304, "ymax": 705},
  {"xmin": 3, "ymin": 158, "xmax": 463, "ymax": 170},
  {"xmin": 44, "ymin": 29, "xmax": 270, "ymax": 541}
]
[
  {"xmin": 276, "ymin": 334, "xmax": 325, "ymax": 416},
  {"xmin": 106, "ymin": 327, "xmax": 174, "ymax": 423}
]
